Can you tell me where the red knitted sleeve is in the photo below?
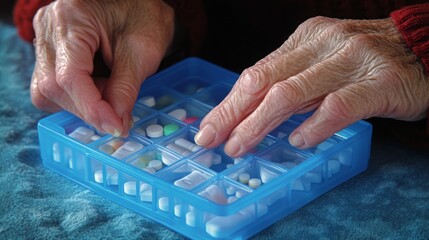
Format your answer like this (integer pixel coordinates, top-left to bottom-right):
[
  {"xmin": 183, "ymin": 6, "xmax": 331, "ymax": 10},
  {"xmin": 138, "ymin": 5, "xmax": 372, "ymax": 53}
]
[
  {"xmin": 13, "ymin": 0, "xmax": 54, "ymax": 43},
  {"xmin": 391, "ymin": 3, "xmax": 429, "ymax": 135},
  {"xmin": 391, "ymin": 3, "xmax": 429, "ymax": 76}
]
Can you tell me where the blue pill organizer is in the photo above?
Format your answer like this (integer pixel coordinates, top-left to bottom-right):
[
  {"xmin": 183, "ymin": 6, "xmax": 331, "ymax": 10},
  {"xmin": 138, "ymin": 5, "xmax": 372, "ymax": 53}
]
[{"xmin": 38, "ymin": 57, "xmax": 372, "ymax": 240}]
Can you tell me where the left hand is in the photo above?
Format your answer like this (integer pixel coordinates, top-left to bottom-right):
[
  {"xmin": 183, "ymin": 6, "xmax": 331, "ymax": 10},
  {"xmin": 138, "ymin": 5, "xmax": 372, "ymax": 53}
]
[{"xmin": 194, "ymin": 17, "xmax": 429, "ymax": 157}]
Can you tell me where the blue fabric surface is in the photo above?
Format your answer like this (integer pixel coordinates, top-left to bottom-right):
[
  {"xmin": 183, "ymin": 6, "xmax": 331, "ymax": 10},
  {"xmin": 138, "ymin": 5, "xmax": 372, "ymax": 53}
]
[{"xmin": 0, "ymin": 20, "xmax": 428, "ymax": 239}]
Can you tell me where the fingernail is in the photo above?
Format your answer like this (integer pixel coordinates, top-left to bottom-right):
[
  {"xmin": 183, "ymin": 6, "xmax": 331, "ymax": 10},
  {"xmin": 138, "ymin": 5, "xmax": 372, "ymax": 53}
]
[
  {"xmin": 101, "ymin": 123, "xmax": 122, "ymax": 137},
  {"xmin": 224, "ymin": 135, "xmax": 243, "ymax": 157},
  {"xmin": 194, "ymin": 123, "xmax": 216, "ymax": 146},
  {"xmin": 289, "ymin": 132, "xmax": 305, "ymax": 147}
]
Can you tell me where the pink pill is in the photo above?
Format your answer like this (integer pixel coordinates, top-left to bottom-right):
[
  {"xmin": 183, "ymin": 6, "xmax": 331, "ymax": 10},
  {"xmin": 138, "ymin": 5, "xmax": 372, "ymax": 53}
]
[{"xmin": 183, "ymin": 116, "xmax": 198, "ymax": 124}]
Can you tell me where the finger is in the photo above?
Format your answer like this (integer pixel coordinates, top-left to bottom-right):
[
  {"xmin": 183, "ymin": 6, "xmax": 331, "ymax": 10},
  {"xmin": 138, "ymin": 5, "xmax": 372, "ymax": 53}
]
[
  {"xmin": 288, "ymin": 82, "xmax": 381, "ymax": 148},
  {"xmin": 223, "ymin": 52, "xmax": 357, "ymax": 157},
  {"xmin": 54, "ymin": 30, "xmax": 124, "ymax": 137},
  {"xmin": 194, "ymin": 39, "xmax": 330, "ymax": 148}
]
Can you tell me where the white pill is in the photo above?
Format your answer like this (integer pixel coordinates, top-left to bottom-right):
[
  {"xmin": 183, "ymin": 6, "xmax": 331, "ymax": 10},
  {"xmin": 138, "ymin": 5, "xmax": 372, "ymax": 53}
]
[
  {"xmin": 134, "ymin": 126, "xmax": 146, "ymax": 136},
  {"xmin": 148, "ymin": 160, "xmax": 163, "ymax": 171},
  {"xmin": 168, "ymin": 108, "xmax": 187, "ymax": 121},
  {"xmin": 292, "ymin": 178, "xmax": 304, "ymax": 191},
  {"xmin": 186, "ymin": 211, "xmax": 196, "ymax": 227},
  {"xmin": 53, "ymin": 143, "xmax": 60, "ymax": 162},
  {"xmin": 143, "ymin": 167, "xmax": 156, "ymax": 174},
  {"xmin": 174, "ymin": 171, "xmax": 208, "ymax": 190},
  {"xmin": 138, "ymin": 96, "xmax": 156, "ymax": 107},
  {"xmin": 234, "ymin": 158, "xmax": 245, "ymax": 165},
  {"xmin": 248, "ymin": 178, "xmax": 262, "ymax": 189},
  {"xmin": 140, "ymin": 183, "xmax": 153, "ymax": 202},
  {"xmin": 68, "ymin": 126, "xmax": 95, "ymax": 144},
  {"xmin": 112, "ymin": 141, "xmax": 144, "ymax": 159},
  {"xmin": 194, "ymin": 151, "xmax": 213, "ymax": 168},
  {"xmin": 212, "ymin": 154, "xmax": 222, "ymax": 165},
  {"xmin": 174, "ymin": 204, "xmax": 182, "ymax": 217},
  {"xmin": 226, "ymin": 164, "xmax": 234, "ymax": 169},
  {"xmin": 260, "ymin": 168, "xmax": 277, "ymax": 184},
  {"xmin": 161, "ymin": 152, "xmax": 179, "ymax": 166},
  {"xmin": 146, "ymin": 124, "xmax": 164, "ymax": 138},
  {"xmin": 158, "ymin": 197, "xmax": 169, "ymax": 212},
  {"xmin": 166, "ymin": 143, "xmax": 192, "ymax": 156},
  {"xmin": 226, "ymin": 186, "xmax": 236, "ymax": 195},
  {"xmin": 124, "ymin": 181, "xmax": 137, "ymax": 196},
  {"xmin": 90, "ymin": 134, "xmax": 101, "ymax": 142},
  {"xmin": 227, "ymin": 196, "xmax": 237, "ymax": 204},
  {"xmin": 238, "ymin": 173, "xmax": 250, "ymax": 184},
  {"xmin": 199, "ymin": 185, "xmax": 227, "ymax": 204},
  {"xmin": 94, "ymin": 170, "xmax": 103, "ymax": 183},
  {"xmin": 174, "ymin": 138, "xmax": 202, "ymax": 152},
  {"xmin": 339, "ymin": 148, "xmax": 352, "ymax": 166},
  {"xmin": 235, "ymin": 191, "xmax": 246, "ymax": 198}
]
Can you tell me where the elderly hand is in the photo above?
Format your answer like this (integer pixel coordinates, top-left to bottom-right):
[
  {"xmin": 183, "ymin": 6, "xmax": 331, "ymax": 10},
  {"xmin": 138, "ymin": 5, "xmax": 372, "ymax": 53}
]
[
  {"xmin": 195, "ymin": 16, "xmax": 429, "ymax": 157},
  {"xmin": 31, "ymin": 0, "xmax": 174, "ymax": 137}
]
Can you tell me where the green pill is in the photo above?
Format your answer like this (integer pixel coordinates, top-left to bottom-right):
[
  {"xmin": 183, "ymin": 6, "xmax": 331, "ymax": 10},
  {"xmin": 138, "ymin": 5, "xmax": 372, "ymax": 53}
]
[{"xmin": 163, "ymin": 124, "xmax": 180, "ymax": 136}]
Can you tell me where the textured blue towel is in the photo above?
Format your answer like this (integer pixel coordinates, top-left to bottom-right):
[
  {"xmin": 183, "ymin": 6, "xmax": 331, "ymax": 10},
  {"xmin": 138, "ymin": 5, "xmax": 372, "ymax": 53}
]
[{"xmin": 1, "ymin": 20, "xmax": 428, "ymax": 239}]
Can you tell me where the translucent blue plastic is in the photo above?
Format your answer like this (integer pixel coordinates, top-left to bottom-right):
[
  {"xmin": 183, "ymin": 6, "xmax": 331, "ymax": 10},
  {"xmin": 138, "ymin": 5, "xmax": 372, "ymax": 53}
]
[{"xmin": 38, "ymin": 57, "xmax": 372, "ymax": 240}]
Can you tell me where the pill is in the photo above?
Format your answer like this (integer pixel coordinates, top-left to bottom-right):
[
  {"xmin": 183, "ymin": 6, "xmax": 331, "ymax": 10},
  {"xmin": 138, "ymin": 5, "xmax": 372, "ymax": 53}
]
[
  {"xmin": 235, "ymin": 190, "xmax": 246, "ymax": 198},
  {"xmin": 303, "ymin": 172, "xmax": 322, "ymax": 183},
  {"xmin": 143, "ymin": 167, "xmax": 156, "ymax": 174},
  {"xmin": 112, "ymin": 141, "xmax": 144, "ymax": 159},
  {"xmin": 146, "ymin": 124, "xmax": 164, "ymax": 138},
  {"xmin": 226, "ymin": 186, "xmax": 236, "ymax": 195},
  {"xmin": 138, "ymin": 96, "xmax": 156, "ymax": 107},
  {"xmin": 184, "ymin": 116, "xmax": 198, "ymax": 124},
  {"xmin": 161, "ymin": 152, "xmax": 179, "ymax": 166},
  {"xmin": 163, "ymin": 124, "xmax": 180, "ymax": 136},
  {"xmin": 174, "ymin": 138, "xmax": 202, "ymax": 152},
  {"xmin": 199, "ymin": 185, "xmax": 227, "ymax": 204},
  {"xmin": 186, "ymin": 211, "xmax": 196, "ymax": 227},
  {"xmin": 94, "ymin": 170, "xmax": 103, "ymax": 183},
  {"xmin": 166, "ymin": 143, "xmax": 192, "ymax": 156},
  {"xmin": 107, "ymin": 138, "xmax": 124, "ymax": 150},
  {"xmin": 158, "ymin": 197, "xmax": 169, "ymax": 212},
  {"xmin": 194, "ymin": 151, "xmax": 213, "ymax": 168},
  {"xmin": 90, "ymin": 134, "xmax": 101, "ymax": 142},
  {"xmin": 124, "ymin": 181, "xmax": 137, "ymax": 196},
  {"xmin": 339, "ymin": 148, "xmax": 352, "ymax": 166},
  {"xmin": 174, "ymin": 171, "xmax": 208, "ymax": 190},
  {"xmin": 68, "ymin": 126, "xmax": 95, "ymax": 144},
  {"xmin": 99, "ymin": 144, "xmax": 115, "ymax": 155},
  {"xmin": 174, "ymin": 204, "xmax": 182, "ymax": 217},
  {"xmin": 134, "ymin": 156, "xmax": 151, "ymax": 169},
  {"xmin": 168, "ymin": 108, "xmax": 187, "ymax": 121},
  {"xmin": 292, "ymin": 178, "xmax": 304, "ymax": 191},
  {"xmin": 140, "ymin": 183, "xmax": 153, "ymax": 202},
  {"xmin": 234, "ymin": 158, "xmax": 244, "ymax": 165},
  {"xmin": 248, "ymin": 178, "xmax": 262, "ymax": 189},
  {"xmin": 148, "ymin": 160, "xmax": 163, "ymax": 171},
  {"xmin": 226, "ymin": 164, "xmax": 234, "ymax": 169},
  {"xmin": 53, "ymin": 143, "xmax": 60, "ymax": 162},
  {"xmin": 227, "ymin": 196, "xmax": 237, "ymax": 204},
  {"xmin": 327, "ymin": 159, "xmax": 341, "ymax": 177},
  {"xmin": 238, "ymin": 173, "xmax": 250, "ymax": 184},
  {"xmin": 260, "ymin": 168, "xmax": 277, "ymax": 184},
  {"xmin": 205, "ymin": 204, "xmax": 267, "ymax": 238},
  {"xmin": 212, "ymin": 154, "xmax": 222, "ymax": 165}
]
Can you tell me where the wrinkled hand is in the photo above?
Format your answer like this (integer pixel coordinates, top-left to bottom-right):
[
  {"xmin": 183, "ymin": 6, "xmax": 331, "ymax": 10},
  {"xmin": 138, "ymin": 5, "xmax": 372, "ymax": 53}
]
[
  {"xmin": 31, "ymin": 0, "xmax": 174, "ymax": 137},
  {"xmin": 195, "ymin": 16, "xmax": 429, "ymax": 157}
]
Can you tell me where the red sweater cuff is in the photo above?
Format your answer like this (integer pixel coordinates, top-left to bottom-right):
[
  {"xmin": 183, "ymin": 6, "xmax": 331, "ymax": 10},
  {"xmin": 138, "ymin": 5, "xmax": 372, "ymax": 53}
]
[
  {"xmin": 391, "ymin": 4, "xmax": 429, "ymax": 135},
  {"xmin": 391, "ymin": 3, "xmax": 429, "ymax": 76},
  {"xmin": 13, "ymin": 0, "xmax": 54, "ymax": 43}
]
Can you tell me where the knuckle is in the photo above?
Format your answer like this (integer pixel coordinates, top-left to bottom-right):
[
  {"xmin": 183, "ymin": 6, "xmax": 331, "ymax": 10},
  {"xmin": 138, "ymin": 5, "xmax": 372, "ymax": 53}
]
[
  {"xmin": 239, "ymin": 66, "xmax": 272, "ymax": 95},
  {"xmin": 267, "ymin": 81, "xmax": 301, "ymax": 109}
]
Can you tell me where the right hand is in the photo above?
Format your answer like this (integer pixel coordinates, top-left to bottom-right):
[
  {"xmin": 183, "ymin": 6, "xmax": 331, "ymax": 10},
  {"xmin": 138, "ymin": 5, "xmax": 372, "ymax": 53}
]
[{"xmin": 31, "ymin": 0, "xmax": 174, "ymax": 137}]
